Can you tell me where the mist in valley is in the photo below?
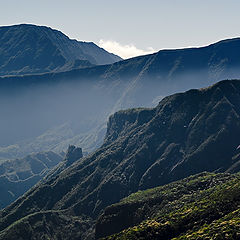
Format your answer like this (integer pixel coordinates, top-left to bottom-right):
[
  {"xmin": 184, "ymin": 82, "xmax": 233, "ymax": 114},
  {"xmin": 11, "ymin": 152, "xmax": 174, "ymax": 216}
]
[{"xmin": 1, "ymin": 65, "xmax": 240, "ymax": 160}]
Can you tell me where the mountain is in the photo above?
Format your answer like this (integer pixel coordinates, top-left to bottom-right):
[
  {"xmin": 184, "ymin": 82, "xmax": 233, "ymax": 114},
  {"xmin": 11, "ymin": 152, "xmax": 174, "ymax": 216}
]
[
  {"xmin": 0, "ymin": 151, "xmax": 63, "ymax": 209},
  {"xmin": 96, "ymin": 172, "xmax": 240, "ymax": 239},
  {"xmin": 0, "ymin": 24, "xmax": 121, "ymax": 76},
  {"xmin": 1, "ymin": 79, "xmax": 240, "ymax": 239},
  {"xmin": 2, "ymin": 37, "xmax": 240, "ymax": 160}
]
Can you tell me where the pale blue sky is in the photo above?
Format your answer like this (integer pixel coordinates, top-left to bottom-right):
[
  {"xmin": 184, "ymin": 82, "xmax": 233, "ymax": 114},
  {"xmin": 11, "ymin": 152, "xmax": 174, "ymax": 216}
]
[{"xmin": 1, "ymin": 0, "xmax": 240, "ymax": 58}]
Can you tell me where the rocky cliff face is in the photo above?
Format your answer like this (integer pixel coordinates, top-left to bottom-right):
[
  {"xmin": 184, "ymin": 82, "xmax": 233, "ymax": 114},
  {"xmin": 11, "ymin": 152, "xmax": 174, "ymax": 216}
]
[
  {"xmin": 1, "ymin": 80, "xmax": 240, "ymax": 239},
  {"xmin": 64, "ymin": 145, "xmax": 83, "ymax": 167}
]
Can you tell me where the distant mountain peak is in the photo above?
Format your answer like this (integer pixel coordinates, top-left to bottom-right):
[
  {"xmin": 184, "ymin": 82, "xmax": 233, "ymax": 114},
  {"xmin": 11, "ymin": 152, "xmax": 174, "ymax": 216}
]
[{"xmin": 0, "ymin": 24, "xmax": 122, "ymax": 76}]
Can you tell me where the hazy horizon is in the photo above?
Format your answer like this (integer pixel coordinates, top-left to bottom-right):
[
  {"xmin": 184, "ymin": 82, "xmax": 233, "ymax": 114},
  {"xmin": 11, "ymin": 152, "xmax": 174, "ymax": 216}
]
[{"xmin": 1, "ymin": 1, "xmax": 240, "ymax": 58}]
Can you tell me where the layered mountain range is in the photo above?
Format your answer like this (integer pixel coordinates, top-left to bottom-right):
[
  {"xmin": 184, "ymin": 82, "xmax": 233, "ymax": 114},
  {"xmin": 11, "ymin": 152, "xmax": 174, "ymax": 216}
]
[
  {"xmin": 2, "ymin": 35, "xmax": 240, "ymax": 160},
  {"xmin": 1, "ymin": 79, "xmax": 240, "ymax": 239},
  {"xmin": 1, "ymin": 25, "xmax": 240, "ymax": 239},
  {"xmin": 0, "ymin": 24, "xmax": 121, "ymax": 76}
]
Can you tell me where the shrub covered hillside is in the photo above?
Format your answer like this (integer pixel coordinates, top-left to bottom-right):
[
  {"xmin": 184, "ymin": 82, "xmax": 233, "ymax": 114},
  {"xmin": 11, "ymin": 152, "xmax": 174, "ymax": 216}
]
[{"xmin": 97, "ymin": 172, "xmax": 240, "ymax": 240}]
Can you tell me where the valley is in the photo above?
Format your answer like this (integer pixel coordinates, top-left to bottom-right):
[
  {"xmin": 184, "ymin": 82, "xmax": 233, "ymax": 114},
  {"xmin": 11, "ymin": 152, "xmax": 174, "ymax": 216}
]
[
  {"xmin": 2, "ymin": 35, "xmax": 240, "ymax": 160},
  {"xmin": 1, "ymin": 79, "xmax": 240, "ymax": 239},
  {"xmin": 1, "ymin": 20, "xmax": 240, "ymax": 240}
]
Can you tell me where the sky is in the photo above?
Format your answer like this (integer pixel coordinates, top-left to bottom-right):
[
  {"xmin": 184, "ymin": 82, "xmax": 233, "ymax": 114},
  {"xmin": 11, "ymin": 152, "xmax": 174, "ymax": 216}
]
[{"xmin": 1, "ymin": 0, "xmax": 240, "ymax": 59}]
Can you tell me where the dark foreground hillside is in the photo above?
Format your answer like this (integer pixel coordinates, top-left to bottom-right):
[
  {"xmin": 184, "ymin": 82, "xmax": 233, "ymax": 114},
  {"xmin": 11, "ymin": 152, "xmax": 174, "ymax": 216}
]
[{"xmin": 1, "ymin": 80, "xmax": 240, "ymax": 239}]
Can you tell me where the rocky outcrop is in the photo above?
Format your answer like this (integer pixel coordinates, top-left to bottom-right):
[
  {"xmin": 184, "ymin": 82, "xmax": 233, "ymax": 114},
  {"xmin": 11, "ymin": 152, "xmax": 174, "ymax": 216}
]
[{"xmin": 64, "ymin": 145, "xmax": 83, "ymax": 167}]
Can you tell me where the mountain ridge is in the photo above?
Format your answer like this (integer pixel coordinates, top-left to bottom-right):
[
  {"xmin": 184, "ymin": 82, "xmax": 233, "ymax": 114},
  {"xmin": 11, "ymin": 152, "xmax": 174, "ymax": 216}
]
[{"xmin": 2, "ymin": 35, "xmax": 240, "ymax": 87}]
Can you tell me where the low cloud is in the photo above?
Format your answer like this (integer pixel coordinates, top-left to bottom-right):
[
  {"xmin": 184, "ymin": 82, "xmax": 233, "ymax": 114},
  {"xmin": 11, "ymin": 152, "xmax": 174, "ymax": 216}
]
[{"xmin": 99, "ymin": 39, "xmax": 156, "ymax": 59}]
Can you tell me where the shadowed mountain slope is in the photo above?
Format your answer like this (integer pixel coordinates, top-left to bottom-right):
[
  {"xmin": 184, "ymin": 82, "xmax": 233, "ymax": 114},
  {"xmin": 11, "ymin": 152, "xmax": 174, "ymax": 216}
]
[
  {"xmin": 0, "ymin": 24, "xmax": 121, "ymax": 76},
  {"xmin": 1, "ymin": 80, "xmax": 240, "ymax": 239}
]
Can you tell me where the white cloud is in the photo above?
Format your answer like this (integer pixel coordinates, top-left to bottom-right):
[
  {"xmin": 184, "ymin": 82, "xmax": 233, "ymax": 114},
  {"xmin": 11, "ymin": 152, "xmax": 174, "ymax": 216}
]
[{"xmin": 99, "ymin": 39, "xmax": 156, "ymax": 59}]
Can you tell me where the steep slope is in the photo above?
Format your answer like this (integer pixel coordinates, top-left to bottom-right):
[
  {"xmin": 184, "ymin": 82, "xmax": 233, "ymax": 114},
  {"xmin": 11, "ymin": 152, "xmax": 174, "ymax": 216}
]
[
  {"xmin": 0, "ymin": 211, "xmax": 93, "ymax": 240},
  {"xmin": 1, "ymin": 80, "xmax": 240, "ymax": 239},
  {"xmin": 0, "ymin": 24, "xmax": 121, "ymax": 76},
  {"xmin": 0, "ymin": 151, "xmax": 63, "ymax": 209},
  {"xmin": 1, "ymin": 37, "xmax": 240, "ymax": 159},
  {"xmin": 97, "ymin": 172, "xmax": 240, "ymax": 239}
]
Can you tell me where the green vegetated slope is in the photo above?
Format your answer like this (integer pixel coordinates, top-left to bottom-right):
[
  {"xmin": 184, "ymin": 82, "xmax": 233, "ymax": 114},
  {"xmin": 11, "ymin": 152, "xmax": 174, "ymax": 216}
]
[
  {"xmin": 2, "ymin": 37, "xmax": 240, "ymax": 159},
  {"xmin": 98, "ymin": 172, "xmax": 240, "ymax": 240},
  {"xmin": 0, "ymin": 151, "xmax": 63, "ymax": 209},
  {"xmin": 0, "ymin": 211, "xmax": 93, "ymax": 240},
  {"xmin": 1, "ymin": 80, "xmax": 240, "ymax": 239},
  {"xmin": 0, "ymin": 24, "xmax": 121, "ymax": 76}
]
